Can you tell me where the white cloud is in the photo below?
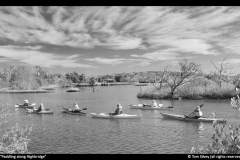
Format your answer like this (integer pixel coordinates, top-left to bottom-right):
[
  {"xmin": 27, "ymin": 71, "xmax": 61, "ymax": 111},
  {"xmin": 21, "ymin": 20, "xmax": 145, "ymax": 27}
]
[
  {"xmin": 85, "ymin": 57, "xmax": 125, "ymax": 65},
  {"xmin": 222, "ymin": 59, "xmax": 240, "ymax": 64},
  {"xmin": 67, "ymin": 54, "xmax": 80, "ymax": 59},
  {"xmin": 84, "ymin": 57, "xmax": 153, "ymax": 67},
  {"xmin": 0, "ymin": 45, "xmax": 42, "ymax": 50},
  {"xmin": 0, "ymin": 6, "xmax": 240, "ymax": 55},
  {"xmin": 99, "ymin": 35, "xmax": 144, "ymax": 50},
  {"xmin": 131, "ymin": 51, "xmax": 180, "ymax": 61},
  {"xmin": 148, "ymin": 37, "xmax": 218, "ymax": 55},
  {"xmin": 0, "ymin": 46, "xmax": 96, "ymax": 68}
]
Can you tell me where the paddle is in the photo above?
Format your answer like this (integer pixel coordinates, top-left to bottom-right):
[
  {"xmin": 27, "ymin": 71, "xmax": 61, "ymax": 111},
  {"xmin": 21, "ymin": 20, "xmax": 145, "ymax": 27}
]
[{"xmin": 183, "ymin": 104, "xmax": 204, "ymax": 120}]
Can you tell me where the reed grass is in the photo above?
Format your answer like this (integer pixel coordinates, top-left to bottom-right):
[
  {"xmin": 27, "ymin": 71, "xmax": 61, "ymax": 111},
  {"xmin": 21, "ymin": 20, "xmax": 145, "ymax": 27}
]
[{"xmin": 137, "ymin": 79, "xmax": 236, "ymax": 99}]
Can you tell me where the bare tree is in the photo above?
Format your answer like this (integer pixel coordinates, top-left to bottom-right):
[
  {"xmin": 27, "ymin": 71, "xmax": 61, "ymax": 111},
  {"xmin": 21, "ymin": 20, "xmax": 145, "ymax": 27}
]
[
  {"xmin": 166, "ymin": 59, "xmax": 202, "ymax": 98},
  {"xmin": 211, "ymin": 55, "xmax": 233, "ymax": 87},
  {"xmin": 152, "ymin": 66, "xmax": 170, "ymax": 90}
]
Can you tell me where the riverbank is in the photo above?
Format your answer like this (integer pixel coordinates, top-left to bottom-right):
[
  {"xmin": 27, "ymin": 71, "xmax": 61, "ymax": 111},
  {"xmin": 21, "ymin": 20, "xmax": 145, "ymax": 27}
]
[
  {"xmin": 137, "ymin": 80, "xmax": 236, "ymax": 100},
  {"xmin": 0, "ymin": 89, "xmax": 52, "ymax": 94}
]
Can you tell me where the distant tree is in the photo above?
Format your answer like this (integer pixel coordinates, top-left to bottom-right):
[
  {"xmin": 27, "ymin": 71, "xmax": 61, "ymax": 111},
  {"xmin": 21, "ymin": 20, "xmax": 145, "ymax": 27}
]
[
  {"xmin": 114, "ymin": 74, "xmax": 122, "ymax": 82},
  {"xmin": 152, "ymin": 66, "xmax": 170, "ymax": 90},
  {"xmin": 79, "ymin": 74, "xmax": 86, "ymax": 83},
  {"xmin": 89, "ymin": 77, "xmax": 96, "ymax": 86},
  {"xmin": 211, "ymin": 55, "xmax": 233, "ymax": 87},
  {"xmin": 65, "ymin": 71, "xmax": 80, "ymax": 83},
  {"xmin": 1, "ymin": 65, "xmax": 15, "ymax": 87},
  {"xmin": 167, "ymin": 59, "xmax": 202, "ymax": 98}
]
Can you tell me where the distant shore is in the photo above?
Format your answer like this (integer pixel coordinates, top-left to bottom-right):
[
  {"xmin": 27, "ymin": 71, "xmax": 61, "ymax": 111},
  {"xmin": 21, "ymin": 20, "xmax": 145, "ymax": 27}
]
[{"xmin": 0, "ymin": 89, "xmax": 52, "ymax": 94}]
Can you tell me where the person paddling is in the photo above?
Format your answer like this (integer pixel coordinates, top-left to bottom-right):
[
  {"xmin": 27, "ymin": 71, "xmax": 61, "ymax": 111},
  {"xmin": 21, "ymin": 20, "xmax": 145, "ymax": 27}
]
[
  {"xmin": 109, "ymin": 104, "xmax": 123, "ymax": 116},
  {"xmin": 35, "ymin": 103, "xmax": 45, "ymax": 112},
  {"xmin": 184, "ymin": 105, "xmax": 203, "ymax": 119},
  {"xmin": 152, "ymin": 100, "xmax": 158, "ymax": 107},
  {"xmin": 71, "ymin": 103, "xmax": 82, "ymax": 113},
  {"xmin": 23, "ymin": 100, "xmax": 29, "ymax": 106}
]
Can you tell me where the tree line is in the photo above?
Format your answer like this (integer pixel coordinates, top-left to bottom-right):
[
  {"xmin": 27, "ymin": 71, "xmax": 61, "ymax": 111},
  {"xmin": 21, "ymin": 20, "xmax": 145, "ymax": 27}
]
[{"xmin": 0, "ymin": 56, "xmax": 240, "ymax": 92}]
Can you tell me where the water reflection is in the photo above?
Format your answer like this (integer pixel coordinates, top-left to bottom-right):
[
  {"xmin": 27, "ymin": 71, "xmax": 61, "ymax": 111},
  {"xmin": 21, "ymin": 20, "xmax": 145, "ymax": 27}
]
[{"xmin": 180, "ymin": 121, "xmax": 206, "ymax": 153}]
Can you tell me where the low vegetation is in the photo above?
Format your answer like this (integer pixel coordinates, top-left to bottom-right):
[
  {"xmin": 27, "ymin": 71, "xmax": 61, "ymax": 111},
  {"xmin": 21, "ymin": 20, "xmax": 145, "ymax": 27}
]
[
  {"xmin": 191, "ymin": 122, "xmax": 240, "ymax": 154},
  {"xmin": 191, "ymin": 90, "xmax": 240, "ymax": 154},
  {"xmin": 0, "ymin": 103, "xmax": 32, "ymax": 154}
]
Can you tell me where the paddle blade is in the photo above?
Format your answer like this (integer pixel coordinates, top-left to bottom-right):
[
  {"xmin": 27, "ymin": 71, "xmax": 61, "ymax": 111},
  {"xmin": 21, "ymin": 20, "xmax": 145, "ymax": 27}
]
[
  {"xmin": 31, "ymin": 103, "xmax": 36, "ymax": 106},
  {"xmin": 15, "ymin": 105, "xmax": 19, "ymax": 108},
  {"xmin": 199, "ymin": 104, "xmax": 204, "ymax": 108},
  {"xmin": 82, "ymin": 108, "xmax": 87, "ymax": 110}
]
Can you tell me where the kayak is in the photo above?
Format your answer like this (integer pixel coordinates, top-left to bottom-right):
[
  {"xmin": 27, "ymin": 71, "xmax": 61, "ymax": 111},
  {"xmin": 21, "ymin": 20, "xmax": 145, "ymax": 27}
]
[
  {"xmin": 15, "ymin": 103, "xmax": 36, "ymax": 109},
  {"xmin": 129, "ymin": 104, "xmax": 173, "ymax": 110},
  {"xmin": 62, "ymin": 108, "xmax": 87, "ymax": 115},
  {"xmin": 160, "ymin": 113, "xmax": 227, "ymax": 123},
  {"xmin": 26, "ymin": 108, "xmax": 54, "ymax": 114},
  {"xmin": 91, "ymin": 113, "xmax": 141, "ymax": 119}
]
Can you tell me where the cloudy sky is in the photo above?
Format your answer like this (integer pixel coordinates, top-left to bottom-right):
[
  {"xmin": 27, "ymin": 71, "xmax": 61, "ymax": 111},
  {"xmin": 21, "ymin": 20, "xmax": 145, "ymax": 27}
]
[{"xmin": 0, "ymin": 6, "xmax": 240, "ymax": 75}]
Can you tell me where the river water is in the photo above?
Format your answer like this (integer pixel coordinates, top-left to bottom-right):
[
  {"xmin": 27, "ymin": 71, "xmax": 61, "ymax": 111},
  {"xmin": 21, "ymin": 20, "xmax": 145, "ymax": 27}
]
[{"xmin": 0, "ymin": 85, "xmax": 239, "ymax": 154}]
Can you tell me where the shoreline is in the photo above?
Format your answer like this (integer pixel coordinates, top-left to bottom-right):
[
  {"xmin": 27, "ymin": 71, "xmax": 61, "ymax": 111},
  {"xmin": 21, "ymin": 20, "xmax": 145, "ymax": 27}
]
[{"xmin": 0, "ymin": 89, "xmax": 53, "ymax": 94}]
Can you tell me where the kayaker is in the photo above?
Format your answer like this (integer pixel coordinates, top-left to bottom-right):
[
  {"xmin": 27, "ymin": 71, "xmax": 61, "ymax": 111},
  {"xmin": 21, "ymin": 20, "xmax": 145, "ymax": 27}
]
[
  {"xmin": 35, "ymin": 103, "xmax": 45, "ymax": 112},
  {"xmin": 236, "ymin": 85, "xmax": 240, "ymax": 99},
  {"xmin": 152, "ymin": 100, "xmax": 158, "ymax": 107},
  {"xmin": 23, "ymin": 99, "xmax": 29, "ymax": 106},
  {"xmin": 187, "ymin": 106, "xmax": 203, "ymax": 119},
  {"xmin": 72, "ymin": 103, "xmax": 81, "ymax": 112},
  {"xmin": 109, "ymin": 104, "xmax": 123, "ymax": 116}
]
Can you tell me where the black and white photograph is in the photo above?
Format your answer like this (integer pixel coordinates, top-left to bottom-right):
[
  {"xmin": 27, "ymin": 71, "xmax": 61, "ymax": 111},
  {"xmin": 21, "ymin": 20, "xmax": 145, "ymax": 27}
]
[{"xmin": 0, "ymin": 6, "xmax": 240, "ymax": 155}]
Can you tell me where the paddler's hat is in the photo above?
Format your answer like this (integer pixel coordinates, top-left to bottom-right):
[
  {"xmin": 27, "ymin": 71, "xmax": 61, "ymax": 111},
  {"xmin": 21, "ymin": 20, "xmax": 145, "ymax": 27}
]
[
  {"xmin": 24, "ymin": 100, "xmax": 29, "ymax": 103},
  {"xmin": 195, "ymin": 106, "xmax": 201, "ymax": 110},
  {"xmin": 117, "ymin": 104, "xmax": 122, "ymax": 108},
  {"xmin": 74, "ymin": 103, "xmax": 78, "ymax": 107}
]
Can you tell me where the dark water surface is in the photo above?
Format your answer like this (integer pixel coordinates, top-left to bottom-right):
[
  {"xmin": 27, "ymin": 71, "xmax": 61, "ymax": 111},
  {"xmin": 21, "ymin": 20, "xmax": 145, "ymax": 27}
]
[{"xmin": 0, "ymin": 85, "xmax": 239, "ymax": 154}]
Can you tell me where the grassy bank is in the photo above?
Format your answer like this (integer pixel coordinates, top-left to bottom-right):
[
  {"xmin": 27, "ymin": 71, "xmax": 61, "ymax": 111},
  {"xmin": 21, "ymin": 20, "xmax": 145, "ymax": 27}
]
[
  {"xmin": 137, "ymin": 79, "xmax": 236, "ymax": 100},
  {"xmin": 66, "ymin": 87, "xmax": 80, "ymax": 92},
  {"xmin": 0, "ymin": 88, "xmax": 52, "ymax": 94}
]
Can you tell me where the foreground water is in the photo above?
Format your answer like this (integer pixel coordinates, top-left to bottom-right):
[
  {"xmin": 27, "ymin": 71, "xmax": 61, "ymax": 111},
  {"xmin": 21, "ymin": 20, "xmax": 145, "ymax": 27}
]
[{"xmin": 0, "ymin": 85, "xmax": 239, "ymax": 154}]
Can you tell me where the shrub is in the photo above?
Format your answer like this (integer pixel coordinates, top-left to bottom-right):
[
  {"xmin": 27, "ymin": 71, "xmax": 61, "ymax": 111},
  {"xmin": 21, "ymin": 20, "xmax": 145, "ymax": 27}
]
[
  {"xmin": 0, "ymin": 103, "xmax": 32, "ymax": 154},
  {"xmin": 191, "ymin": 122, "xmax": 240, "ymax": 154}
]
